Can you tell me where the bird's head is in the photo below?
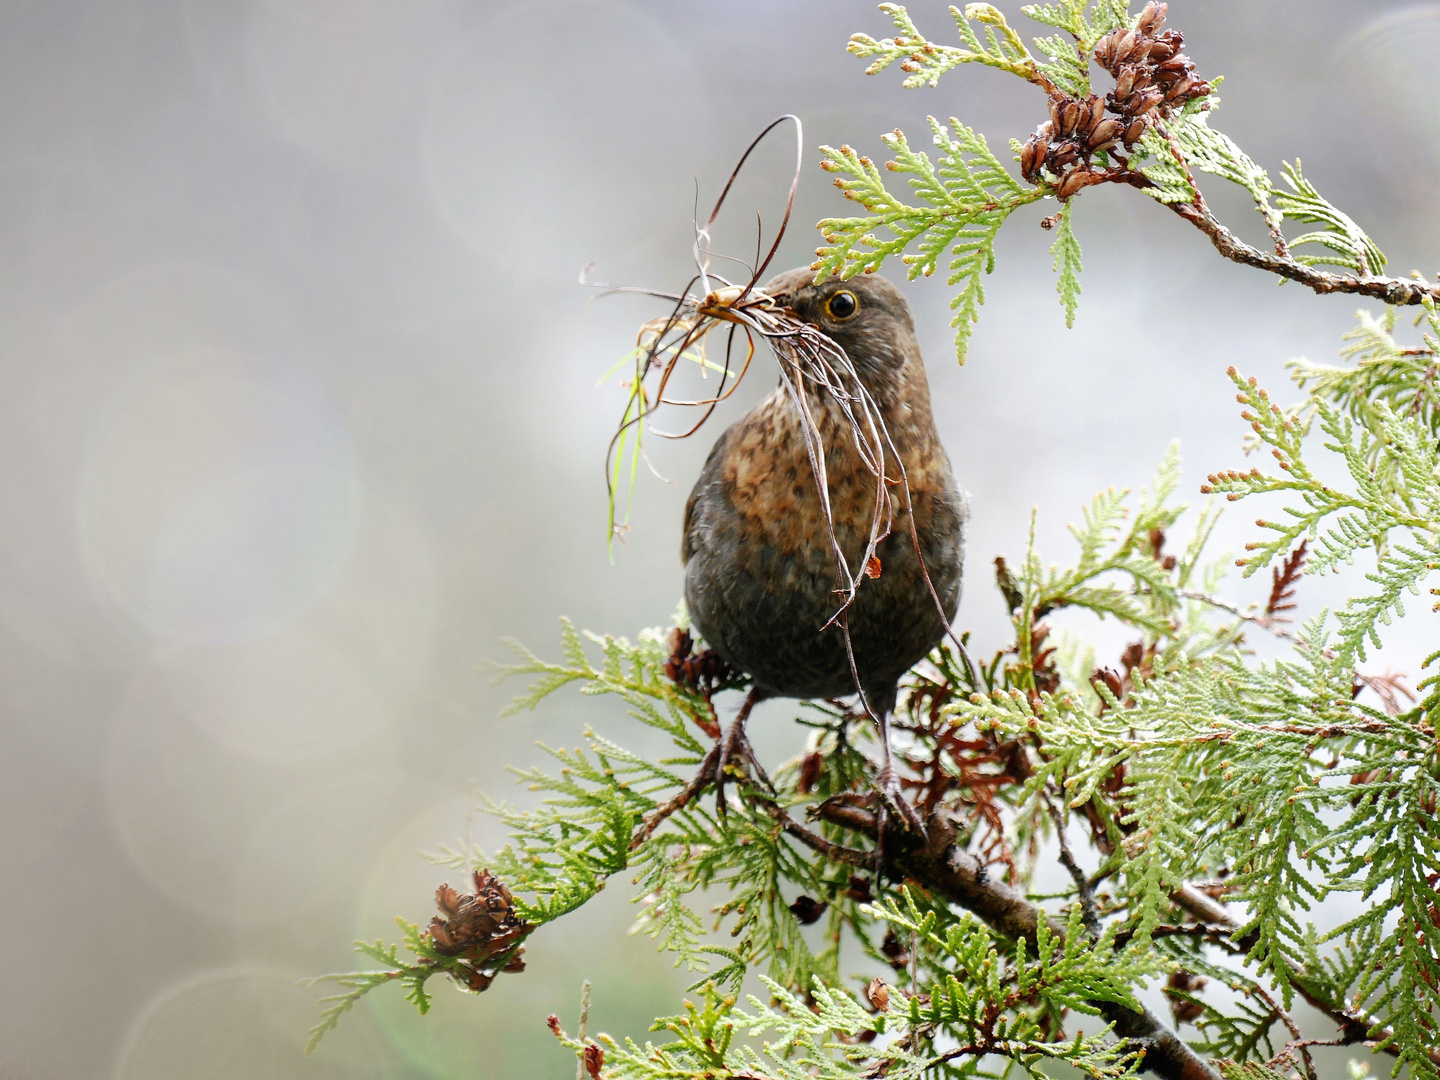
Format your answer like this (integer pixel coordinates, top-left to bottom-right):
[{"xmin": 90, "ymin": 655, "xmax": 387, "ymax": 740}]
[{"xmin": 758, "ymin": 268, "xmax": 922, "ymax": 398}]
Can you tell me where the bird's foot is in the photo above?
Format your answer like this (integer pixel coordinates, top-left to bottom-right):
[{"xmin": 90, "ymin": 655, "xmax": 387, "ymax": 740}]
[
  {"xmin": 631, "ymin": 741, "xmax": 721, "ymax": 849},
  {"xmin": 715, "ymin": 715, "xmax": 775, "ymax": 820},
  {"xmin": 873, "ymin": 764, "xmax": 925, "ymax": 875},
  {"xmin": 631, "ymin": 690, "xmax": 771, "ymax": 848}
]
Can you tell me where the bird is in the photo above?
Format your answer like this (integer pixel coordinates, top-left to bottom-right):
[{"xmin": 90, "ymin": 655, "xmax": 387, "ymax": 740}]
[{"xmin": 678, "ymin": 266, "xmax": 967, "ymax": 836}]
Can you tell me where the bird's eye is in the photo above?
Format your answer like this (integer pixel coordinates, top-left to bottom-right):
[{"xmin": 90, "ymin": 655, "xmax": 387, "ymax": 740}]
[{"xmin": 825, "ymin": 290, "xmax": 858, "ymax": 320}]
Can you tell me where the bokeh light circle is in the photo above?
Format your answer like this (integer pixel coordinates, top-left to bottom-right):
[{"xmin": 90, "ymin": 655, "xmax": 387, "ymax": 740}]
[
  {"xmin": 105, "ymin": 657, "xmax": 399, "ymax": 924},
  {"xmin": 114, "ymin": 966, "xmax": 392, "ymax": 1080},
  {"xmin": 1339, "ymin": 6, "xmax": 1440, "ymax": 168},
  {"xmin": 422, "ymin": 0, "xmax": 706, "ymax": 265},
  {"xmin": 77, "ymin": 358, "xmax": 360, "ymax": 645},
  {"xmin": 247, "ymin": 0, "xmax": 461, "ymax": 169},
  {"xmin": 158, "ymin": 633, "xmax": 389, "ymax": 762}
]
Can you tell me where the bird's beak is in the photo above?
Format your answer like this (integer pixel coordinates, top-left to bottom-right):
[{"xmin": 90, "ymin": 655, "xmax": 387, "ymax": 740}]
[{"xmin": 696, "ymin": 285, "xmax": 779, "ymax": 324}]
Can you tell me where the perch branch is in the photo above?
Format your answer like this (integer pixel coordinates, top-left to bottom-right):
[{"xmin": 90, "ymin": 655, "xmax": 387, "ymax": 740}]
[
  {"xmin": 815, "ymin": 803, "xmax": 1223, "ymax": 1080},
  {"xmin": 1168, "ymin": 199, "xmax": 1438, "ymax": 305}
]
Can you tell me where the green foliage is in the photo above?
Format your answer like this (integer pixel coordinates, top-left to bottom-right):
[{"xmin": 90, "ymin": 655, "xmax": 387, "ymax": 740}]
[
  {"xmin": 1050, "ymin": 200, "xmax": 1083, "ymax": 327},
  {"xmin": 996, "ymin": 442, "xmax": 1246, "ymax": 702},
  {"xmin": 847, "ymin": 4, "xmax": 1041, "ymax": 87},
  {"xmin": 303, "ymin": 918, "xmax": 463, "ymax": 1054},
  {"xmin": 1138, "ymin": 116, "xmax": 1388, "ymax": 275},
  {"xmin": 466, "ymin": 623, "xmax": 850, "ymax": 996},
  {"xmin": 1206, "ymin": 324, "xmax": 1439, "ymax": 660},
  {"xmin": 1022, "ymin": 0, "xmax": 1134, "ymax": 50},
  {"xmin": 545, "ymin": 893, "xmax": 1144, "ymax": 1080},
  {"xmin": 1135, "ymin": 96, "xmax": 1250, "ymax": 205},
  {"xmin": 312, "ymin": 300, "xmax": 1438, "ymax": 1075},
  {"xmin": 955, "ymin": 309, "xmax": 1440, "ymax": 1074},
  {"xmin": 308, "ymin": 7, "xmax": 1439, "ymax": 1078},
  {"xmin": 960, "ymin": 626, "xmax": 1440, "ymax": 1076},
  {"xmin": 833, "ymin": 2, "xmax": 1406, "ymax": 361},
  {"xmin": 815, "ymin": 122, "xmax": 1042, "ymax": 358},
  {"xmin": 1022, "ymin": 1, "xmax": 1132, "ymax": 95},
  {"xmin": 1289, "ymin": 300, "xmax": 1440, "ymax": 483},
  {"xmin": 1274, "ymin": 160, "xmax": 1387, "ymax": 276}
]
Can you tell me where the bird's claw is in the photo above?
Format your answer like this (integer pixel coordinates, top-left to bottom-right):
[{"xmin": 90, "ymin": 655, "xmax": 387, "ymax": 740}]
[
  {"xmin": 714, "ymin": 715, "xmax": 741, "ymax": 819},
  {"xmin": 876, "ymin": 764, "xmax": 925, "ymax": 835},
  {"xmin": 873, "ymin": 764, "xmax": 925, "ymax": 875},
  {"xmin": 631, "ymin": 689, "xmax": 772, "ymax": 847},
  {"xmin": 715, "ymin": 717, "xmax": 775, "ymax": 820},
  {"xmin": 632, "ymin": 742, "xmax": 721, "ymax": 848}
]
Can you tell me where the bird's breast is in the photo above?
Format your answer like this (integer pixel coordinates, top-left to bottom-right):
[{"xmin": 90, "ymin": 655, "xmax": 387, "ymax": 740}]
[{"xmin": 718, "ymin": 391, "xmax": 947, "ymax": 561}]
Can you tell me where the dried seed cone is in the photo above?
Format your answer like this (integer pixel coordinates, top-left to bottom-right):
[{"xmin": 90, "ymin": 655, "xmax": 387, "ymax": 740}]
[
  {"xmin": 1055, "ymin": 168, "xmax": 1092, "ymax": 199},
  {"xmin": 1021, "ymin": 6, "xmax": 1209, "ymax": 196},
  {"xmin": 1093, "ymin": 12, "xmax": 1209, "ymax": 119},
  {"xmin": 1136, "ymin": 1, "xmax": 1167, "ymax": 36},
  {"xmin": 1057, "ymin": 99, "xmax": 1082, "ymax": 137},
  {"xmin": 1019, "ymin": 139, "xmax": 1041, "ymax": 181},
  {"xmin": 1148, "ymin": 30, "xmax": 1183, "ymax": 62},
  {"xmin": 1019, "ymin": 122, "xmax": 1054, "ymax": 182},
  {"xmin": 1087, "ymin": 117, "xmax": 1123, "ymax": 151},
  {"xmin": 662, "ymin": 626, "xmax": 736, "ymax": 697},
  {"xmin": 427, "ymin": 869, "xmax": 534, "ymax": 992},
  {"xmin": 866, "ymin": 977, "xmax": 891, "ymax": 1012},
  {"xmin": 1048, "ymin": 141, "xmax": 1080, "ymax": 171}
]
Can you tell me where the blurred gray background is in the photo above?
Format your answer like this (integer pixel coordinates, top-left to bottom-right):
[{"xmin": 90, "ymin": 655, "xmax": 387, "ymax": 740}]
[{"xmin": 1, "ymin": 1, "xmax": 1436, "ymax": 1077}]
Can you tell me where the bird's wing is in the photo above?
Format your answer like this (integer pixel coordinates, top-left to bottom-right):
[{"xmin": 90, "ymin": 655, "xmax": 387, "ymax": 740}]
[{"xmin": 681, "ymin": 422, "xmax": 735, "ymax": 565}]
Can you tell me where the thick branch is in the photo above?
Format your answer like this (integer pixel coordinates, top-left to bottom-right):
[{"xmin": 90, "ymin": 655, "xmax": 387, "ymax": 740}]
[{"xmin": 815, "ymin": 804, "xmax": 1222, "ymax": 1080}]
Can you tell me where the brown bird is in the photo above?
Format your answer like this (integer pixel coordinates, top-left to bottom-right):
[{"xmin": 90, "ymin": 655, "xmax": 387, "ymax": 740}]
[{"xmin": 680, "ymin": 267, "xmax": 967, "ymax": 832}]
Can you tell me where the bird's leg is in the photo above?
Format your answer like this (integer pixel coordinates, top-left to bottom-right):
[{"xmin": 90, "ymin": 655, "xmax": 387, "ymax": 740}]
[
  {"xmin": 715, "ymin": 686, "xmax": 767, "ymax": 819},
  {"xmin": 872, "ymin": 702, "xmax": 925, "ymax": 874},
  {"xmin": 631, "ymin": 741, "xmax": 723, "ymax": 849},
  {"xmin": 631, "ymin": 686, "xmax": 770, "ymax": 848}
]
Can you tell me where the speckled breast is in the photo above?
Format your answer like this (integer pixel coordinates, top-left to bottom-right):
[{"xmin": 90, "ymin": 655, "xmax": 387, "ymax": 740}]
[{"xmin": 681, "ymin": 389, "xmax": 966, "ymax": 704}]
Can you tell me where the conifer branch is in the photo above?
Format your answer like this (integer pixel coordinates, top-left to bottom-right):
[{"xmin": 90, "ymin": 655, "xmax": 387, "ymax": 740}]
[
  {"xmin": 835, "ymin": 2, "xmax": 1440, "ymax": 360},
  {"xmin": 812, "ymin": 800, "xmax": 1223, "ymax": 1080},
  {"xmin": 1160, "ymin": 195, "xmax": 1438, "ymax": 306},
  {"xmin": 1166, "ymin": 892, "xmax": 1440, "ymax": 1069},
  {"xmin": 306, "ymin": 7, "xmax": 1439, "ymax": 1077}
]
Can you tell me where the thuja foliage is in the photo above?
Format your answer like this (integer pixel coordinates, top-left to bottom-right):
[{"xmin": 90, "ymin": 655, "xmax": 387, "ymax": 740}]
[
  {"xmin": 308, "ymin": 4, "xmax": 1440, "ymax": 1079},
  {"xmin": 816, "ymin": 1, "xmax": 1434, "ymax": 358}
]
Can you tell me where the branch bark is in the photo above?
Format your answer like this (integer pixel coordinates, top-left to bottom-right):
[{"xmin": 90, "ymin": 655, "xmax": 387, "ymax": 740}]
[
  {"xmin": 1107, "ymin": 168, "xmax": 1440, "ymax": 307},
  {"xmin": 812, "ymin": 802, "xmax": 1224, "ymax": 1080},
  {"xmin": 1168, "ymin": 200, "xmax": 1439, "ymax": 306},
  {"xmin": 1169, "ymin": 885, "xmax": 1440, "ymax": 1068}
]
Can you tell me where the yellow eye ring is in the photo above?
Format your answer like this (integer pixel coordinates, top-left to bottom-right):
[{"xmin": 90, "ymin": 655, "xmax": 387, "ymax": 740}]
[{"xmin": 825, "ymin": 290, "xmax": 859, "ymax": 320}]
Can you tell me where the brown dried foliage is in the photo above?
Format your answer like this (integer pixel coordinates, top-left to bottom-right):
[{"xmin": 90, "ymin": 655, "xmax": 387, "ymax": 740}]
[
  {"xmin": 663, "ymin": 626, "xmax": 739, "ymax": 739},
  {"xmin": 583, "ymin": 1044, "xmax": 605, "ymax": 1079},
  {"xmin": 427, "ymin": 869, "xmax": 534, "ymax": 993},
  {"xmin": 1165, "ymin": 969, "xmax": 1208, "ymax": 1026},
  {"xmin": 896, "ymin": 652, "xmax": 1034, "ymax": 880},
  {"xmin": 789, "ymin": 894, "xmax": 828, "ymax": 925},
  {"xmin": 1264, "ymin": 540, "xmax": 1307, "ymax": 624},
  {"xmin": 1352, "ymin": 669, "xmax": 1416, "ymax": 717},
  {"xmin": 880, "ymin": 926, "xmax": 911, "ymax": 970}
]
